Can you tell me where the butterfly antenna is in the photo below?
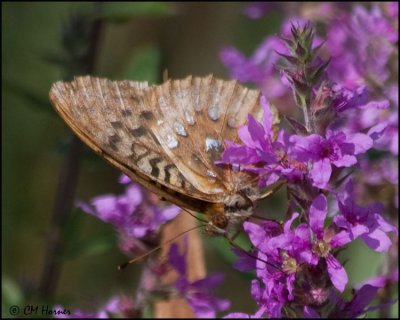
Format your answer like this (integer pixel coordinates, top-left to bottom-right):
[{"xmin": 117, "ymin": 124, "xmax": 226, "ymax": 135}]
[
  {"xmin": 180, "ymin": 207, "xmax": 208, "ymax": 224},
  {"xmin": 223, "ymin": 234, "xmax": 281, "ymax": 271},
  {"xmin": 118, "ymin": 222, "xmax": 207, "ymax": 270}
]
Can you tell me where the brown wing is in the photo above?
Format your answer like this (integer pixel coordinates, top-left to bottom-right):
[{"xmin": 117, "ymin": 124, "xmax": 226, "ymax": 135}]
[
  {"xmin": 143, "ymin": 75, "xmax": 262, "ymax": 198},
  {"xmin": 49, "ymin": 75, "xmax": 262, "ymax": 208}
]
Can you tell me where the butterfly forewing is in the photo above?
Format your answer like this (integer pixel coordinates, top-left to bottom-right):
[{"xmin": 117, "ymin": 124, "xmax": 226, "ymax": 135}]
[{"xmin": 49, "ymin": 75, "xmax": 263, "ymax": 215}]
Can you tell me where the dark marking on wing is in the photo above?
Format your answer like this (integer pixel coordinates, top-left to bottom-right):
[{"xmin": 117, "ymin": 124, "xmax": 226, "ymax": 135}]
[
  {"xmin": 121, "ymin": 109, "xmax": 132, "ymax": 117},
  {"xmin": 111, "ymin": 120, "xmax": 123, "ymax": 129},
  {"xmin": 130, "ymin": 126, "xmax": 147, "ymax": 137},
  {"xmin": 164, "ymin": 164, "xmax": 175, "ymax": 184},
  {"xmin": 109, "ymin": 134, "xmax": 121, "ymax": 151},
  {"xmin": 149, "ymin": 157, "xmax": 162, "ymax": 177},
  {"xmin": 140, "ymin": 111, "xmax": 155, "ymax": 120}
]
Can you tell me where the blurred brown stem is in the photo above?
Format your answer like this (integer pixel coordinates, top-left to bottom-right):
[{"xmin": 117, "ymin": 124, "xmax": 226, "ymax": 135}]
[
  {"xmin": 38, "ymin": 5, "xmax": 103, "ymax": 300},
  {"xmin": 154, "ymin": 212, "xmax": 206, "ymax": 318}
]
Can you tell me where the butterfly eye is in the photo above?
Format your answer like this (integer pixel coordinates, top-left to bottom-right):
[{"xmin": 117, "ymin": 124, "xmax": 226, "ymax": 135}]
[{"xmin": 211, "ymin": 212, "xmax": 229, "ymax": 229}]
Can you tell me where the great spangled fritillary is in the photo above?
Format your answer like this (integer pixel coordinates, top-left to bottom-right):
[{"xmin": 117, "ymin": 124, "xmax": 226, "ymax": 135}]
[{"xmin": 49, "ymin": 75, "xmax": 270, "ymax": 233}]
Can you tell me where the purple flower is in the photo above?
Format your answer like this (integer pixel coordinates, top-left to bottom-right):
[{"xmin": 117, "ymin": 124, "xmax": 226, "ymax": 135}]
[
  {"xmin": 220, "ymin": 96, "xmax": 308, "ymax": 187},
  {"xmin": 243, "ymin": 2, "xmax": 275, "ymax": 19},
  {"xmin": 289, "ymin": 129, "xmax": 373, "ymax": 188},
  {"xmin": 326, "ymin": 5, "xmax": 397, "ymax": 88},
  {"xmin": 330, "ymin": 84, "xmax": 369, "ymax": 113},
  {"xmin": 168, "ymin": 242, "xmax": 230, "ymax": 318},
  {"xmin": 329, "ymin": 284, "xmax": 391, "ymax": 318},
  {"xmin": 303, "ymin": 306, "xmax": 320, "ymax": 318},
  {"xmin": 220, "ymin": 37, "xmax": 288, "ymax": 100},
  {"xmin": 78, "ymin": 175, "xmax": 180, "ymax": 255},
  {"xmin": 335, "ymin": 179, "xmax": 398, "ymax": 252},
  {"xmin": 304, "ymin": 195, "xmax": 350, "ymax": 292},
  {"xmin": 229, "ymin": 220, "xmax": 291, "ymax": 317}
]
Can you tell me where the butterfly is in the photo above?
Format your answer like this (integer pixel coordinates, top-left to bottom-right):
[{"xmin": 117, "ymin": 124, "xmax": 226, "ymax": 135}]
[{"xmin": 49, "ymin": 75, "xmax": 277, "ymax": 234}]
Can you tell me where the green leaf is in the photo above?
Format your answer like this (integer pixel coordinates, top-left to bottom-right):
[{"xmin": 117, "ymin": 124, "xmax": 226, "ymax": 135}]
[
  {"xmin": 100, "ymin": 2, "xmax": 175, "ymax": 23},
  {"xmin": 124, "ymin": 45, "xmax": 161, "ymax": 84}
]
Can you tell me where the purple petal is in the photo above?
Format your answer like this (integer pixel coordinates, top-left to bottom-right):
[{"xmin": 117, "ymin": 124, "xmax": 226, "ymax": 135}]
[
  {"xmin": 261, "ymin": 96, "xmax": 273, "ymax": 134},
  {"xmin": 345, "ymin": 284, "xmax": 380, "ymax": 316},
  {"xmin": 76, "ymin": 200, "xmax": 96, "ymax": 215},
  {"xmin": 243, "ymin": 222, "xmax": 266, "ymax": 248},
  {"xmin": 90, "ymin": 195, "xmax": 120, "ymax": 223},
  {"xmin": 232, "ymin": 247, "xmax": 256, "ymax": 272},
  {"xmin": 360, "ymin": 229, "xmax": 392, "ymax": 252},
  {"xmin": 192, "ymin": 273, "xmax": 225, "ymax": 290},
  {"xmin": 309, "ymin": 194, "xmax": 328, "ymax": 238},
  {"xmin": 311, "ymin": 158, "xmax": 332, "ymax": 188},
  {"xmin": 124, "ymin": 184, "xmax": 144, "ymax": 207},
  {"xmin": 118, "ymin": 174, "xmax": 132, "ymax": 184},
  {"xmin": 360, "ymin": 99, "xmax": 390, "ymax": 110},
  {"xmin": 220, "ymin": 144, "xmax": 260, "ymax": 164},
  {"xmin": 354, "ymin": 275, "xmax": 387, "ymax": 290},
  {"xmin": 247, "ymin": 115, "xmax": 268, "ymax": 150},
  {"xmin": 331, "ymin": 229, "xmax": 366, "ymax": 247},
  {"xmin": 284, "ymin": 212, "xmax": 299, "ymax": 233},
  {"xmin": 289, "ymin": 134, "xmax": 324, "ymax": 161},
  {"xmin": 332, "ymin": 154, "xmax": 357, "ymax": 167},
  {"xmin": 303, "ymin": 306, "xmax": 320, "ymax": 318},
  {"xmin": 238, "ymin": 125, "xmax": 252, "ymax": 146},
  {"xmin": 243, "ymin": 3, "xmax": 272, "ymax": 19},
  {"xmin": 373, "ymin": 213, "xmax": 398, "ymax": 235},
  {"xmin": 131, "ymin": 226, "xmax": 147, "ymax": 238},
  {"xmin": 160, "ymin": 206, "xmax": 181, "ymax": 220},
  {"xmin": 168, "ymin": 243, "xmax": 186, "ymax": 275},
  {"xmin": 345, "ymin": 133, "xmax": 373, "ymax": 154},
  {"xmin": 326, "ymin": 254, "xmax": 348, "ymax": 292},
  {"xmin": 287, "ymin": 273, "xmax": 296, "ymax": 300},
  {"xmin": 333, "ymin": 214, "xmax": 352, "ymax": 230},
  {"xmin": 368, "ymin": 122, "xmax": 388, "ymax": 141}
]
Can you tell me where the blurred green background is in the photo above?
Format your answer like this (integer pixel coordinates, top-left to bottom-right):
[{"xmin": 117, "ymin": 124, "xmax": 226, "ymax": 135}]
[{"xmin": 2, "ymin": 2, "xmax": 393, "ymax": 318}]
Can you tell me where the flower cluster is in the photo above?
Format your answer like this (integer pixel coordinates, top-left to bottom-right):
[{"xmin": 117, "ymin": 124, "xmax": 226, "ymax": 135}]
[
  {"xmin": 226, "ymin": 189, "xmax": 396, "ymax": 317},
  {"xmin": 64, "ymin": 175, "xmax": 229, "ymax": 318},
  {"xmin": 220, "ymin": 5, "xmax": 398, "ymax": 317},
  {"xmin": 54, "ymin": 238, "xmax": 229, "ymax": 318},
  {"xmin": 77, "ymin": 174, "xmax": 180, "ymax": 256}
]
